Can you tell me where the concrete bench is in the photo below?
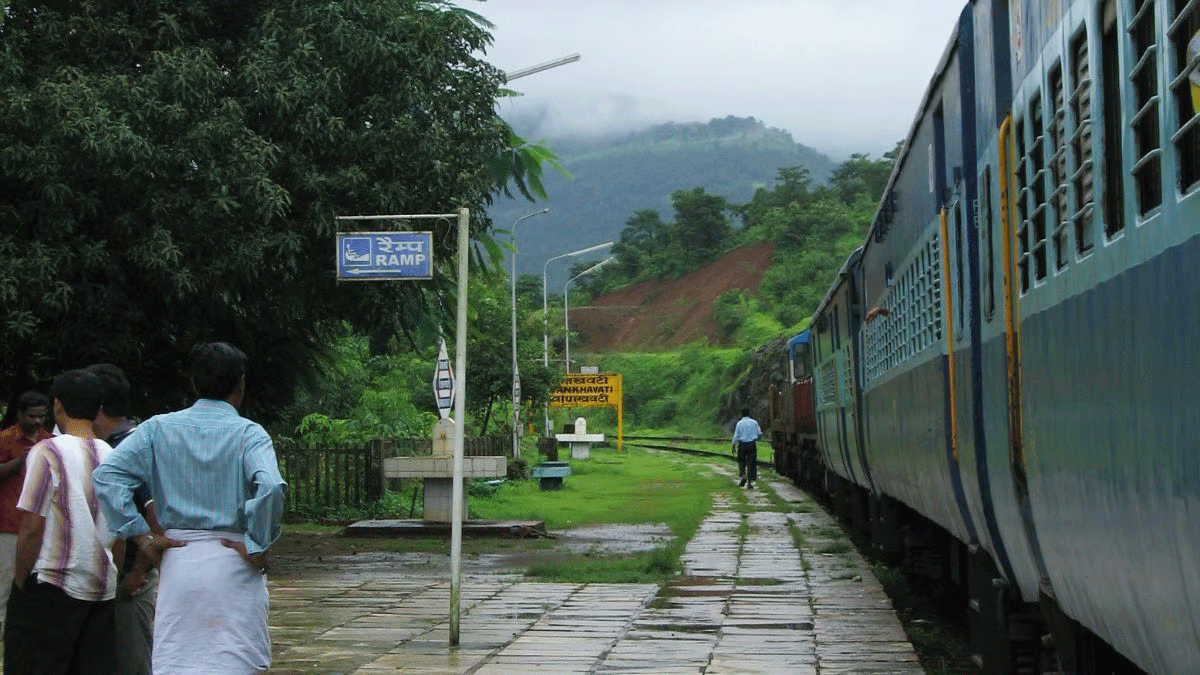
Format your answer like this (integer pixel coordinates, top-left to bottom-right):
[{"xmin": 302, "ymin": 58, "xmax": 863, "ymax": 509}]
[
  {"xmin": 555, "ymin": 417, "xmax": 605, "ymax": 460},
  {"xmin": 382, "ymin": 418, "xmax": 506, "ymax": 522}
]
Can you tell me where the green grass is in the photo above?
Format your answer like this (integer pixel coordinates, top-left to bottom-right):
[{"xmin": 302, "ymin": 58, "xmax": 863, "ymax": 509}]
[
  {"xmin": 815, "ymin": 541, "xmax": 853, "ymax": 555},
  {"xmin": 471, "ymin": 447, "xmax": 722, "ymax": 535},
  {"xmin": 469, "ymin": 447, "xmax": 728, "ymax": 582},
  {"xmin": 284, "ymin": 522, "xmax": 343, "ymax": 534},
  {"xmin": 282, "ymin": 447, "xmax": 736, "ymax": 584}
]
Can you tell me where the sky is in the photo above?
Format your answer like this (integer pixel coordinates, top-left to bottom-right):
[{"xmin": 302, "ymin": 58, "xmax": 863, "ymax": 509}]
[{"xmin": 472, "ymin": 0, "xmax": 968, "ymax": 159}]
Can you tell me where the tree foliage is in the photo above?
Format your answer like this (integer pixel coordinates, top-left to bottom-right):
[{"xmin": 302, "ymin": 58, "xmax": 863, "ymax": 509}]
[
  {"xmin": 0, "ymin": 0, "xmax": 540, "ymax": 421},
  {"xmin": 581, "ymin": 149, "xmax": 897, "ymax": 331},
  {"xmin": 606, "ymin": 188, "xmax": 731, "ymax": 285},
  {"xmin": 738, "ymin": 150, "xmax": 898, "ymax": 325},
  {"xmin": 461, "ymin": 275, "xmax": 559, "ymax": 436}
]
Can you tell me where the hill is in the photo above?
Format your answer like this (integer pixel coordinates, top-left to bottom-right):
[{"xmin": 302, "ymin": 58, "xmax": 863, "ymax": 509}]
[
  {"xmin": 490, "ymin": 116, "xmax": 836, "ymax": 290},
  {"xmin": 570, "ymin": 243, "xmax": 774, "ymax": 351}
]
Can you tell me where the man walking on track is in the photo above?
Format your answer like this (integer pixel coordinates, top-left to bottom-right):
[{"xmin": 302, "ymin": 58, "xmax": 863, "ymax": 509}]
[
  {"xmin": 94, "ymin": 342, "xmax": 287, "ymax": 674},
  {"xmin": 732, "ymin": 407, "xmax": 762, "ymax": 489}
]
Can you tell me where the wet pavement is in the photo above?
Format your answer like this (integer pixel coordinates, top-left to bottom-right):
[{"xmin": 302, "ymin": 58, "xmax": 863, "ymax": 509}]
[{"xmin": 267, "ymin": 475, "xmax": 925, "ymax": 674}]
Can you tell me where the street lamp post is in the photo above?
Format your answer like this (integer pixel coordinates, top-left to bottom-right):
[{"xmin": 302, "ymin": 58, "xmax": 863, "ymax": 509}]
[
  {"xmin": 509, "ymin": 208, "xmax": 550, "ymax": 461},
  {"xmin": 564, "ymin": 257, "xmax": 614, "ymax": 375},
  {"xmin": 541, "ymin": 241, "xmax": 613, "ymax": 435},
  {"xmin": 505, "ymin": 54, "xmax": 581, "ymax": 81}
]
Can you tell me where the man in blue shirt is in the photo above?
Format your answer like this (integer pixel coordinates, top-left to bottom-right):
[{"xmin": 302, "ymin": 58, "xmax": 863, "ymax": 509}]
[
  {"xmin": 731, "ymin": 408, "xmax": 763, "ymax": 489},
  {"xmin": 93, "ymin": 342, "xmax": 287, "ymax": 674}
]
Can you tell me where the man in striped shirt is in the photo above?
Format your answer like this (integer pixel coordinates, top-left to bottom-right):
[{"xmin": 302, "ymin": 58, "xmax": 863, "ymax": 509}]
[
  {"xmin": 94, "ymin": 342, "xmax": 287, "ymax": 674},
  {"xmin": 4, "ymin": 369, "xmax": 120, "ymax": 675}
]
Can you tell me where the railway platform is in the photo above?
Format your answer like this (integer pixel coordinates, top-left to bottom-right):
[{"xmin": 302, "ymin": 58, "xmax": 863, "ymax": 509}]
[{"xmin": 266, "ymin": 476, "xmax": 924, "ymax": 674}]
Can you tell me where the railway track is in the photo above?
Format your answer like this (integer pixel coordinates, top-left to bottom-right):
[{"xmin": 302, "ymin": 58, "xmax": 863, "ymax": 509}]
[{"xmin": 623, "ymin": 438, "xmax": 774, "ymax": 469}]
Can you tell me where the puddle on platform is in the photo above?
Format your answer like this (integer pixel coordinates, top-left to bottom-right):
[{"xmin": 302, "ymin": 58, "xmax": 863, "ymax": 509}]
[{"xmin": 554, "ymin": 523, "xmax": 674, "ymax": 555}]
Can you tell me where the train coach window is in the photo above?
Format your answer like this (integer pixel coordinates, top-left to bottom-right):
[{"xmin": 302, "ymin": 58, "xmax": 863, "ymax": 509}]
[
  {"xmin": 1029, "ymin": 93, "xmax": 1049, "ymax": 282},
  {"xmin": 1129, "ymin": 0, "xmax": 1163, "ymax": 216},
  {"xmin": 1069, "ymin": 27, "xmax": 1096, "ymax": 254},
  {"xmin": 1049, "ymin": 62, "xmax": 1071, "ymax": 271},
  {"xmin": 928, "ymin": 235, "xmax": 943, "ymax": 342},
  {"xmin": 1014, "ymin": 116, "xmax": 1032, "ymax": 290},
  {"xmin": 1101, "ymin": 0, "xmax": 1126, "ymax": 237},
  {"xmin": 1170, "ymin": 0, "xmax": 1200, "ymax": 191},
  {"xmin": 1016, "ymin": 91, "xmax": 1050, "ymax": 293}
]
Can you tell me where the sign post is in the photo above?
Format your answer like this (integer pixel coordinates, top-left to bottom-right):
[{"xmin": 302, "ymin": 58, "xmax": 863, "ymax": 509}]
[
  {"xmin": 335, "ymin": 210, "xmax": 471, "ymax": 646},
  {"xmin": 447, "ymin": 207, "xmax": 469, "ymax": 645}
]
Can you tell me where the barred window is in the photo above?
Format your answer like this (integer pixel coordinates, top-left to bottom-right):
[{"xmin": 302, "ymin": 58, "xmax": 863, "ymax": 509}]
[
  {"xmin": 863, "ymin": 231, "xmax": 944, "ymax": 385},
  {"xmin": 1014, "ymin": 117, "xmax": 1031, "ymax": 290},
  {"xmin": 1170, "ymin": 0, "xmax": 1200, "ymax": 191},
  {"xmin": 1049, "ymin": 62, "xmax": 1071, "ymax": 270},
  {"xmin": 1130, "ymin": 0, "xmax": 1163, "ymax": 215},
  {"xmin": 1101, "ymin": 0, "xmax": 1126, "ymax": 237},
  {"xmin": 1069, "ymin": 28, "xmax": 1096, "ymax": 253},
  {"xmin": 819, "ymin": 360, "xmax": 837, "ymax": 407},
  {"xmin": 1016, "ymin": 91, "xmax": 1050, "ymax": 293}
]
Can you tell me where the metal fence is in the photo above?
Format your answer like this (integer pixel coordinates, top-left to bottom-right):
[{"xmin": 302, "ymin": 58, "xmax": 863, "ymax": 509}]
[{"xmin": 277, "ymin": 435, "xmax": 508, "ymax": 514}]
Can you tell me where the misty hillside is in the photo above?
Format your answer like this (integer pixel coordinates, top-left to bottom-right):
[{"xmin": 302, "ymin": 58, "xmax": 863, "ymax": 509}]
[{"xmin": 489, "ymin": 116, "xmax": 837, "ymax": 287}]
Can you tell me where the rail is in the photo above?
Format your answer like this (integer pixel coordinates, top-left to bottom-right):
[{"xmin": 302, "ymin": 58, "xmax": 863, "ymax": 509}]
[{"xmin": 623, "ymin": 440, "xmax": 774, "ymax": 469}]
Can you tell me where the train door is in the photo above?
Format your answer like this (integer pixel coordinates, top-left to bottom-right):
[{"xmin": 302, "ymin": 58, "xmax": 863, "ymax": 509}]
[
  {"xmin": 832, "ymin": 300, "xmax": 859, "ymax": 486},
  {"xmin": 848, "ymin": 263, "xmax": 874, "ymax": 492}
]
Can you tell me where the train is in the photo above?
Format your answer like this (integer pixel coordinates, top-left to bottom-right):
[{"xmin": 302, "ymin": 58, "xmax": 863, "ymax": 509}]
[{"xmin": 766, "ymin": 1, "xmax": 1200, "ymax": 673}]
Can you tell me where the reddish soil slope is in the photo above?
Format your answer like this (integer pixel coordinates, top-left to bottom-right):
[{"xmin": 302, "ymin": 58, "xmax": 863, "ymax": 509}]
[{"xmin": 572, "ymin": 243, "xmax": 774, "ymax": 351}]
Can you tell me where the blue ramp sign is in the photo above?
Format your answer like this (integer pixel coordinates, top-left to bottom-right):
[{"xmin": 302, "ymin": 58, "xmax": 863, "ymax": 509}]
[{"xmin": 337, "ymin": 232, "xmax": 433, "ymax": 280}]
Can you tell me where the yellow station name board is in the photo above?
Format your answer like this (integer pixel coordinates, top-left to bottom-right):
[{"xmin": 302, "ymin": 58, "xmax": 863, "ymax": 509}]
[{"xmin": 550, "ymin": 373, "xmax": 622, "ymax": 408}]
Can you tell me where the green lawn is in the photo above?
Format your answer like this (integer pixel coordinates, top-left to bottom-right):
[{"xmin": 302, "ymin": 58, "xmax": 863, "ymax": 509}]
[
  {"xmin": 284, "ymin": 446, "xmax": 739, "ymax": 583},
  {"xmin": 473, "ymin": 447, "xmax": 727, "ymax": 534},
  {"xmin": 477, "ymin": 446, "xmax": 732, "ymax": 582}
]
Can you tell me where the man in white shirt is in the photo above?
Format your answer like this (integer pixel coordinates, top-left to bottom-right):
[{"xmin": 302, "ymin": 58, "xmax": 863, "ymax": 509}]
[
  {"xmin": 5, "ymin": 369, "xmax": 120, "ymax": 675},
  {"xmin": 731, "ymin": 408, "xmax": 763, "ymax": 489}
]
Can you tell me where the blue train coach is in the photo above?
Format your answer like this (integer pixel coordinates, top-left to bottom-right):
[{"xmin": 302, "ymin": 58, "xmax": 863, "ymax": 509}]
[{"xmin": 785, "ymin": 1, "xmax": 1200, "ymax": 673}]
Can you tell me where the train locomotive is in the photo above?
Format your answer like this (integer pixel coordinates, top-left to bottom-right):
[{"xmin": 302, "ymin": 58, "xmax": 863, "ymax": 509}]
[{"xmin": 767, "ymin": 1, "xmax": 1200, "ymax": 673}]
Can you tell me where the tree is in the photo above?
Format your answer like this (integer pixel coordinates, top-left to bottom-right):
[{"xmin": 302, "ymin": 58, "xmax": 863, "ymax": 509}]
[
  {"xmin": 610, "ymin": 209, "xmax": 668, "ymax": 281},
  {"xmin": 0, "ymin": 0, "xmax": 542, "ymax": 421},
  {"xmin": 668, "ymin": 187, "xmax": 731, "ymax": 271},
  {"xmin": 463, "ymin": 276, "xmax": 557, "ymax": 435}
]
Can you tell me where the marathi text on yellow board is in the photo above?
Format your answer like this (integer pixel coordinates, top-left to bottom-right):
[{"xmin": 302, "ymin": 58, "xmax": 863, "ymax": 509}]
[{"xmin": 549, "ymin": 373, "xmax": 622, "ymax": 408}]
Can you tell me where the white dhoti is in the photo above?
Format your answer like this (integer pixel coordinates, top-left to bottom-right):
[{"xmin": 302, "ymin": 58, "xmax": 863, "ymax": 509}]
[{"xmin": 153, "ymin": 530, "xmax": 270, "ymax": 675}]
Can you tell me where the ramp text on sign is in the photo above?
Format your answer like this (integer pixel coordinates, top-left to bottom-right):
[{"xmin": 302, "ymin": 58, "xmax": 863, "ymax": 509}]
[{"xmin": 550, "ymin": 373, "xmax": 623, "ymax": 408}]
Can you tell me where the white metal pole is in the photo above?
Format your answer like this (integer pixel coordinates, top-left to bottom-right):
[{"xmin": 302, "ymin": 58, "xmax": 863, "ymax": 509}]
[
  {"xmin": 542, "ymin": 260, "xmax": 551, "ymax": 437},
  {"xmin": 563, "ymin": 277, "xmax": 571, "ymax": 374},
  {"xmin": 504, "ymin": 53, "xmax": 581, "ymax": 81},
  {"xmin": 449, "ymin": 206, "xmax": 469, "ymax": 645},
  {"xmin": 562, "ymin": 257, "xmax": 614, "ymax": 377},
  {"xmin": 510, "ymin": 208, "xmax": 548, "ymax": 461},
  {"xmin": 540, "ymin": 242, "xmax": 613, "ymax": 434}
]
